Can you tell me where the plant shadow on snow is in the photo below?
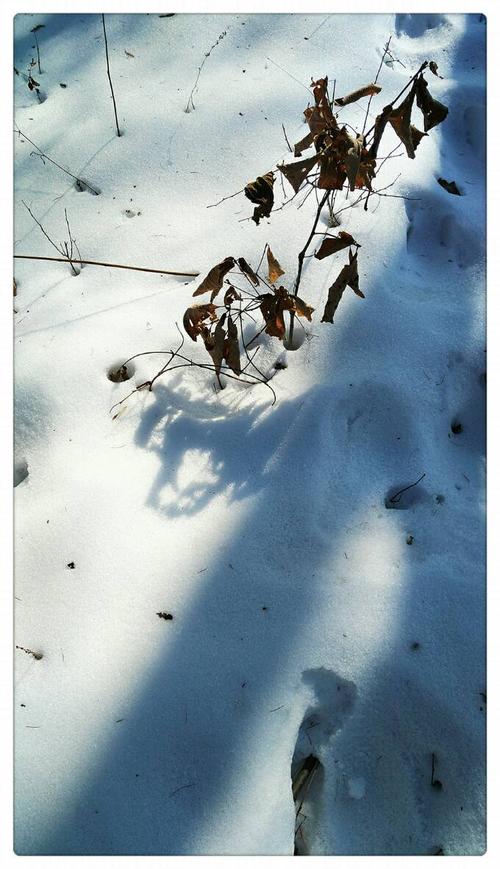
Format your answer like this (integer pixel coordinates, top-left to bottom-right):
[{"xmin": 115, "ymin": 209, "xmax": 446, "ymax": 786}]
[
  {"xmin": 21, "ymin": 14, "xmax": 486, "ymax": 858},
  {"xmin": 133, "ymin": 379, "xmax": 300, "ymax": 517}
]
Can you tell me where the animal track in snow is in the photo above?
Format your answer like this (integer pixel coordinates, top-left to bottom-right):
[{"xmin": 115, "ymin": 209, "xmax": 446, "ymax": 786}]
[
  {"xmin": 395, "ymin": 13, "xmax": 448, "ymax": 39},
  {"xmin": 291, "ymin": 668, "xmax": 357, "ymax": 854},
  {"xmin": 107, "ymin": 361, "xmax": 135, "ymax": 383},
  {"xmin": 14, "ymin": 459, "xmax": 29, "ymax": 487}
]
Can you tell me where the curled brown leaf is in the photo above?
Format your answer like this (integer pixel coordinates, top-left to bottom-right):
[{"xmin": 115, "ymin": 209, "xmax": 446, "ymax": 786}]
[
  {"xmin": 183, "ymin": 304, "xmax": 218, "ymax": 341},
  {"xmin": 267, "ymin": 247, "xmax": 285, "ymax": 283},
  {"xmin": 193, "ymin": 257, "xmax": 235, "ymax": 301},
  {"xmin": 278, "ymin": 154, "xmax": 319, "ymax": 194},
  {"xmin": 315, "ymin": 231, "xmax": 359, "ymax": 260},
  {"xmin": 245, "ymin": 172, "xmax": 275, "ymax": 224},
  {"xmin": 334, "ymin": 83, "xmax": 382, "ymax": 107}
]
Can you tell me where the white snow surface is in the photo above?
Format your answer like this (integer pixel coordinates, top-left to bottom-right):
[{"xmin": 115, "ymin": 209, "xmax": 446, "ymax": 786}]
[{"xmin": 14, "ymin": 11, "xmax": 486, "ymax": 856}]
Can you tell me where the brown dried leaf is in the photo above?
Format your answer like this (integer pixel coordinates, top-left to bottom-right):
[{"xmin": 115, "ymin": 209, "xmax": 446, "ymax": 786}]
[
  {"xmin": 224, "ymin": 285, "xmax": 243, "ymax": 306},
  {"xmin": 344, "ymin": 134, "xmax": 364, "ymax": 192},
  {"xmin": 388, "ymin": 83, "xmax": 418, "ymax": 158},
  {"xmin": 304, "ymin": 103, "xmax": 336, "ymax": 137},
  {"xmin": 315, "ymin": 231, "xmax": 359, "ymax": 260},
  {"xmin": 278, "ymin": 154, "xmax": 319, "ymax": 194},
  {"xmin": 245, "ymin": 172, "xmax": 275, "ymax": 224},
  {"xmin": 368, "ymin": 104, "xmax": 392, "ymax": 158},
  {"xmin": 311, "ymin": 76, "xmax": 330, "ymax": 108},
  {"xmin": 259, "ymin": 293, "xmax": 286, "ymax": 339},
  {"xmin": 429, "ymin": 61, "xmax": 443, "ymax": 79},
  {"xmin": 415, "ymin": 75, "xmax": 448, "ymax": 131},
  {"xmin": 267, "ymin": 247, "xmax": 285, "ymax": 283},
  {"xmin": 410, "ymin": 125, "xmax": 428, "ymax": 152},
  {"xmin": 193, "ymin": 257, "xmax": 235, "ymax": 301},
  {"xmin": 237, "ymin": 257, "xmax": 260, "ymax": 286},
  {"xmin": 224, "ymin": 315, "xmax": 241, "ymax": 375},
  {"xmin": 294, "ymin": 296, "xmax": 314, "ymax": 321},
  {"xmin": 334, "ymin": 83, "xmax": 382, "ymax": 107},
  {"xmin": 183, "ymin": 303, "xmax": 218, "ymax": 341},
  {"xmin": 294, "ymin": 130, "xmax": 315, "ymax": 157},
  {"xmin": 318, "ymin": 152, "xmax": 346, "ymax": 190},
  {"xmin": 204, "ymin": 313, "xmax": 226, "ymax": 373},
  {"xmin": 321, "ymin": 251, "xmax": 363, "ymax": 323}
]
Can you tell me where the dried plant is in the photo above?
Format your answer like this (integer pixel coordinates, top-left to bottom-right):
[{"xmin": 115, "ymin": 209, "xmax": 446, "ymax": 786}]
[
  {"xmin": 114, "ymin": 49, "xmax": 448, "ymax": 410},
  {"xmin": 23, "ymin": 203, "xmax": 82, "ymax": 276}
]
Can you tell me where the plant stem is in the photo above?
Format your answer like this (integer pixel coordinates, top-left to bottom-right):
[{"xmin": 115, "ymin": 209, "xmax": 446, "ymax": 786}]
[
  {"xmin": 14, "ymin": 126, "xmax": 100, "ymax": 195},
  {"xmin": 102, "ymin": 14, "xmax": 121, "ymax": 137},
  {"xmin": 14, "ymin": 254, "xmax": 199, "ymax": 278}
]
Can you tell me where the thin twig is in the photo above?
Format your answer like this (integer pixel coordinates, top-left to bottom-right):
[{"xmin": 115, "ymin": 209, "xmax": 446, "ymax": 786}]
[
  {"xmin": 102, "ymin": 14, "xmax": 121, "ymax": 137},
  {"xmin": 14, "ymin": 126, "xmax": 100, "ymax": 195},
  {"xmin": 14, "ymin": 254, "xmax": 199, "ymax": 278},
  {"xmin": 185, "ymin": 29, "xmax": 228, "ymax": 112},
  {"xmin": 282, "ymin": 123, "xmax": 293, "ymax": 153},
  {"xmin": 362, "ymin": 36, "xmax": 392, "ymax": 137},
  {"xmin": 389, "ymin": 473, "xmax": 426, "ymax": 504}
]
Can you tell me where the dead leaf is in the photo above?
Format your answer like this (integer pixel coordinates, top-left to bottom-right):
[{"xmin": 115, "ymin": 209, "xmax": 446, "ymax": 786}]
[
  {"xmin": 318, "ymin": 152, "xmax": 346, "ymax": 190},
  {"xmin": 278, "ymin": 154, "xmax": 319, "ymax": 194},
  {"xmin": 237, "ymin": 257, "xmax": 259, "ymax": 285},
  {"xmin": 409, "ymin": 125, "xmax": 428, "ymax": 152},
  {"xmin": 315, "ymin": 231, "xmax": 359, "ymax": 260},
  {"xmin": 438, "ymin": 177, "xmax": 461, "ymax": 195},
  {"xmin": 368, "ymin": 104, "xmax": 393, "ymax": 158},
  {"xmin": 311, "ymin": 76, "xmax": 330, "ymax": 107},
  {"xmin": 294, "ymin": 296, "xmax": 314, "ymax": 321},
  {"xmin": 388, "ymin": 83, "xmax": 418, "ymax": 158},
  {"xmin": 259, "ymin": 293, "xmax": 286, "ymax": 339},
  {"xmin": 267, "ymin": 247, "xmax": 285, "ymax": 283},
  {"xmin": 429, "ymin": 61, "xmax": 443, "ymax": 79},
  {"xmin": 204, "ymin": 313, "xmax": 226, "ymax": 373},
  {"xmin": 415, "ymin": 75, "xmax": 448, "ymax": 131},
  {"xmin": 334, "ymin": 83, "xmax": 381, "ymax": 106},
  {"xmin": 183, "ymin": 304, "xmax": 217, "ymax": 341},
  {"xmin": 193, "ymin": 257, "xmax": 235, "ymax": 301},
  {"xmin": 321, "ymin": 251, "xmax": 363, "ymax": 323},
  {"xmin": 245, "ymin": 172, "xmax": 275, "ymax": 224},
  {"xmin": 224, "ymin": 285, "xmax": 243, "ymax": 305},
  {"xmin": 294, "ymin": 130, "xmax": 315, "ymax": 157},
  {"xmin": 344, "ymin": 134, "xmax": 364, "ymax": 191},
  {"xmin": 224, "ymin": 315, "xmax": 241, "ymax": 375}
]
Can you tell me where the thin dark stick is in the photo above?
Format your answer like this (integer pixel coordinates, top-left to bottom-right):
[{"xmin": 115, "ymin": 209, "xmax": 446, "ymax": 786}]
[
  {"xmin": 282, "ymin": 123, "xmax": 293, "ymax": 153},
  {"xmin": 389, "ymin": 473, "xmax": 426, "ymax": 504},
  {"xmin": 14, "ymin": 254, "xmax": 199, "ymax": 278},
  {"xmin": 33, "ymin": 33, "xmax": 41, "ymax": 75},
  {"xmin": 362, "ymin": 36, "xmax": 392, "ymax": 137},
  {"xmin": 14, "ymin": 126, "xmax": 100, "ymax": 195},
  {"xmin": 207, "ymin": 188, "xmax": 244, "ymax": 209},
  {"xmin": 101, "ymin": 14, "xmax": 121, "ymax": 137},
  {"xmin": 289, "ymin": 184, "xmax": 330, "ymax": 358}
]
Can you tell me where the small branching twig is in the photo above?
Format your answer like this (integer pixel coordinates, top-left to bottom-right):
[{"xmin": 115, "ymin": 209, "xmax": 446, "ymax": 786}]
[
  {"xmin": 14, "ymin": 126, "xmax": 100, "ymax": 195},
  {"xmin": 102, "ymin": 14, "xmax": 121, "ymax": 137},
  {"xmin": 185, "ymin": 29, "xmax": 228, "ymax": 113},
  {"xmin": 22, "ymin": 202, "xmax": 81, "ymax": 275}
]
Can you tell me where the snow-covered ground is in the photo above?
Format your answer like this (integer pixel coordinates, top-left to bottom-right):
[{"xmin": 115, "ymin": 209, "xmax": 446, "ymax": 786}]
[{"xmin": 13, "ymin": 11, "xmax": 486, "ymax": 856}]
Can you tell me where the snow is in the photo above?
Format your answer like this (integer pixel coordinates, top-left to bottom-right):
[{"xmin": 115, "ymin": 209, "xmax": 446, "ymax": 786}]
[{"xmin": 13, "ymin": 9, "xmax": 486, "ymax": 857}]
